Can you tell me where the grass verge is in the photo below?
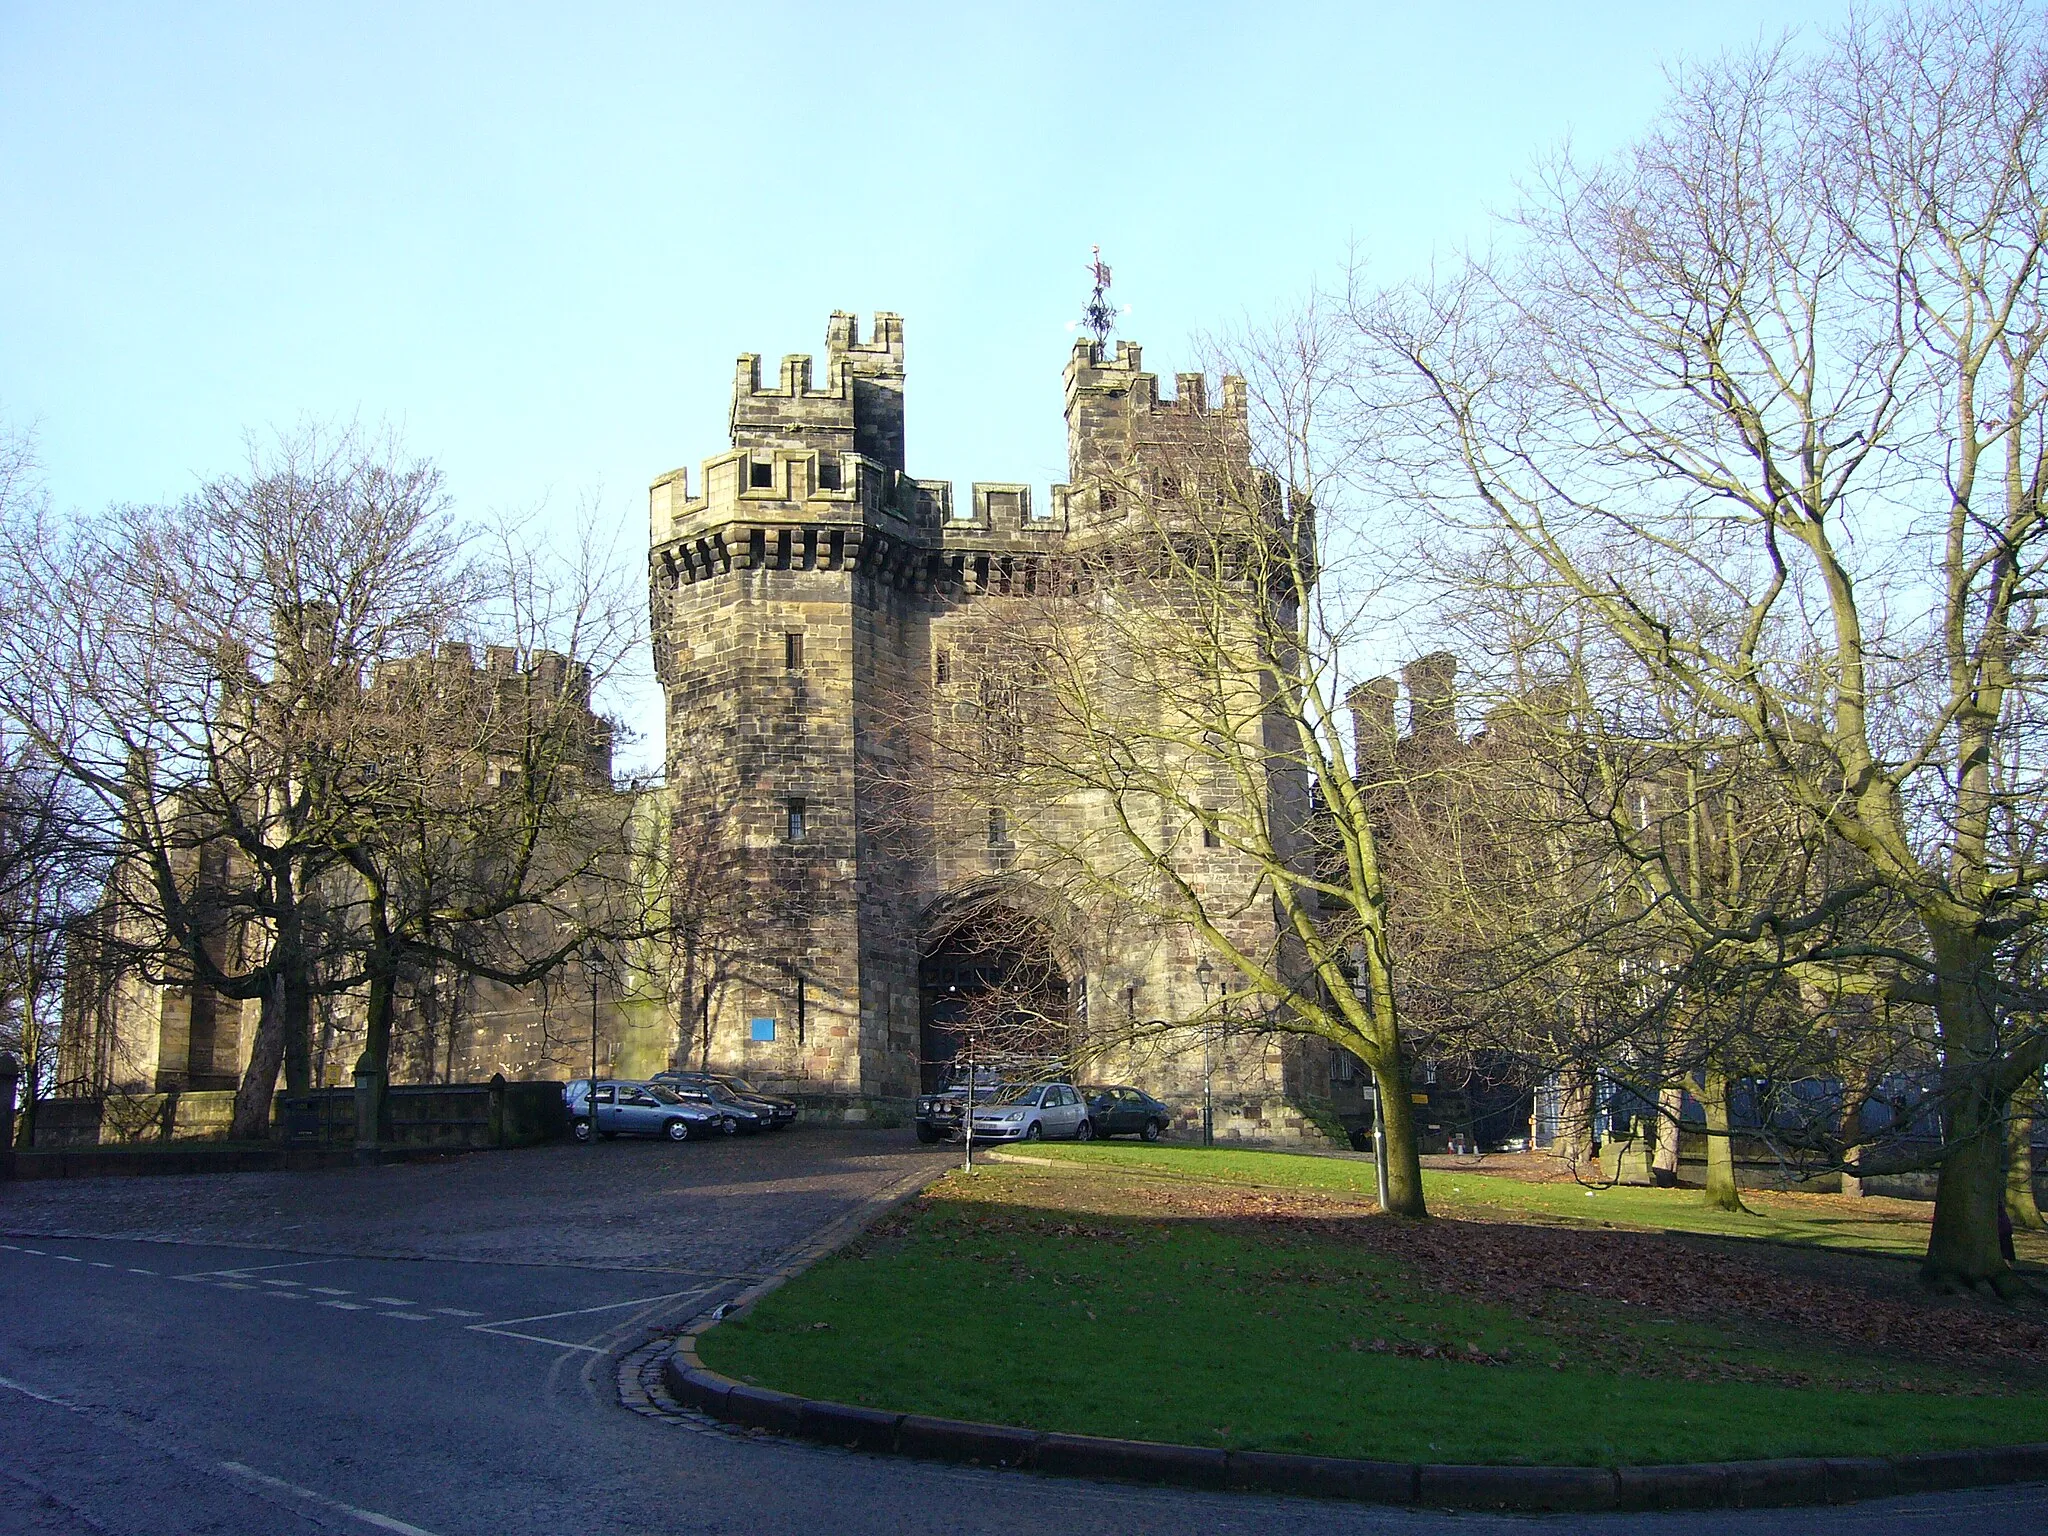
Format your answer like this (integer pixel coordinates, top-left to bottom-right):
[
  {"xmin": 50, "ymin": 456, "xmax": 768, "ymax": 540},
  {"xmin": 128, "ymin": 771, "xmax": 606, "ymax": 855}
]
[{"xmin": 699, "ymin": 1148, "xmax": 2048, "ymax": 1466}]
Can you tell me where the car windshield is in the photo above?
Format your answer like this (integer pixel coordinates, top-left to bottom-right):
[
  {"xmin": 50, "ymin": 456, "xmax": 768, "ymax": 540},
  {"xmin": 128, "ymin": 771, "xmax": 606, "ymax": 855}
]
[
  {"xmin": 647, "ymin": 1086, "xmax": 685, "ymax": 1105},
  {"xmin": 989, "ymin": 1085, "xmax": 1046, "ymax": 1106},
  {"xmin": 720, "ymin": 1077, "xmax": 757, "ymax": 1094}
]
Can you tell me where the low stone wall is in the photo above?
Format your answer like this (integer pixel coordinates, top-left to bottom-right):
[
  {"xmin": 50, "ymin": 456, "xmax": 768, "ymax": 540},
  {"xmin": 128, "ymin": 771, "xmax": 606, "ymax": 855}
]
[
  {"xmin": 28, "ymin": 1090, "xmax": 240, "ymax": 1148},
  {"xmin": 30, "ymin": 1079, "xmax": 566, "ymax": 1151}
]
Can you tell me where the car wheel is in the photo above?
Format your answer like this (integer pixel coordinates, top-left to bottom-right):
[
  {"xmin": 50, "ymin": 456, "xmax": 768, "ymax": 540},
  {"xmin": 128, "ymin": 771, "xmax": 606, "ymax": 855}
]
[
  {"xmin": 1075, "ymin": 1118, "xmax": 1094, "ymax": 1142},
  {"xmin": 718, "ymin": 1116, "xmax": 739, "ymax": 1136},
  {"xmin": 572, "ymin": 1117, "xmax": 593, "ymax": 1143},
  {"xmin": 915, "ymin": 1124, "xmax": 941, "ymax": 1144},
  {"xmin": 1142, "ymin": 1118, "xmax": 1163, "ymax": 1142},
  {"xmin": 664, "ymin": 1119, "xmax": 690, "ymax": 1143},
  {"xmin": 1024, "ymin": 1121, "xmax": 1043, "ymax": 1141}
]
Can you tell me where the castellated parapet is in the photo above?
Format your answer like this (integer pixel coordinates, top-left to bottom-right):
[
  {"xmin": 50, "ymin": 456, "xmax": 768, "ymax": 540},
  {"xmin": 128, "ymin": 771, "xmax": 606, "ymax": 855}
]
[{"xmin": 648, "ymin": 311, "xmax": 1337, "ymax": 1139}]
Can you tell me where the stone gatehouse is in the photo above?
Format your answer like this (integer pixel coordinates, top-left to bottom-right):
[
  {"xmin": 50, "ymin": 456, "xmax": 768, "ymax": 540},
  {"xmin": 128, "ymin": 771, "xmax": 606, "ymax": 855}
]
[{"xmin": 649, "ymin": 313, "xmax": 1344, "ymax": 1138}]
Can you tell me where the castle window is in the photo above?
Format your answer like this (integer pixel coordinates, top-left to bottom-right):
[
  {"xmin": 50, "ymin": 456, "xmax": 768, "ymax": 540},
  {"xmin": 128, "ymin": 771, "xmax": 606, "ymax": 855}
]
[
  {"xmin": 786, "ymin": 798, "xmax": 806, "ymax": 841},
  {"xmin": 817, "ymin": 456, "xmax": 841, "ymax": 491},
  {"xmin": 785, "ymin": 632, "xmax": 803, "ymax": 670},
  {"xmin": 988, "ymin": 806, "xmax": 1007, "ymax": 847},
  {"xmin": 749, "ymin": 459, "xmax": 774, "ymax": 489},
  {"xmin": 935, "ymin": 647, "xmax": 951, "ymax": 685},
  {"xmin": 1099, "ymin": 485, "xmax": 1118, "ymax": 513},
  {"xmin": 749, "ymin": 1016, "xmax": 777, "ymax": 1043},
  {"xmin": 1203, "ymin": 817, "xmax": 1221, "ymax": 849}
]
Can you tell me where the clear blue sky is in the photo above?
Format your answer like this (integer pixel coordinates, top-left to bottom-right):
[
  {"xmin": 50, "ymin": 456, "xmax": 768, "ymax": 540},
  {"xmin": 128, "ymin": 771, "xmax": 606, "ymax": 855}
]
[{"xmin": 2, "ymin": 1, "xmax": 1847, "ymax": 759}]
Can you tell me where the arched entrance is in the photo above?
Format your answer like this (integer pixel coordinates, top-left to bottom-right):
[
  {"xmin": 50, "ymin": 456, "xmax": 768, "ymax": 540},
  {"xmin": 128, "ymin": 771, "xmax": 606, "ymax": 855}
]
[{"xmin": 918, "ymin": 895, "xmax": 1076, "ymax": 1093}]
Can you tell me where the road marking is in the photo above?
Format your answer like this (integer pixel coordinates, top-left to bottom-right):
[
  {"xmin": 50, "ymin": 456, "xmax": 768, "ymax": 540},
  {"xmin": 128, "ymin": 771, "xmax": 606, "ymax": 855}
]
[
  {"xmin": 379, "ymin": 1312, "xmax": 434, "ymax": 1321},
  {"xmin": 0, "ymin": 1372, "xmax": 70, "ymax": 1407},
  {"xmin": 219, "ymin": 1462, "xmax": 445, "ymax": 1536},
  {"xmin": 54, "ymin": 1255, "xmax": 80, "ymax": 1263},
  {"xmin": 366, "ymin": 1296, "xmax": 415, "ymax": 1306},
  {"xmin": 430, "ymin": 1307, "xmax": 482, "ymax": 1318},
  {"xmin": 319, "ymin": 1300, "xmax": 367, "ymax": 1311},
  {"xmin": 175, "ymin": 1258, "xmax": 331, "ymax": 1279},
  {"xmin": 3, "ymin": 1369, "xmax": 441, "ymax": 1534},
  {"xmin": 126, "ymin": 1268, "xmax": 157, "ymax": 1276},
  {"xmin": 466, "ymin": 1327, "xmax": 607, "ymax": 1353},
  {"xmin": 308, "ymin": 1286, "xmax": 352, "ymax": 1296},
  {"xmin": 260, "ymin": 1278, "xmax": 302, "ymax": 1287},
  {"xmin": 18, "ymin": 1248, "xmax": 42, "ymax": 1255},
  {"xmin": 88, "ymin": 1262, "xmax": 116, "ymax": 1269},
  {"xmin": 217, "ymin": 1282, "xmax": 256, "ymax": 1290},
  {"xmin": 475, "ymin": 1287, "xmax": 711, "ymax": 1329}
]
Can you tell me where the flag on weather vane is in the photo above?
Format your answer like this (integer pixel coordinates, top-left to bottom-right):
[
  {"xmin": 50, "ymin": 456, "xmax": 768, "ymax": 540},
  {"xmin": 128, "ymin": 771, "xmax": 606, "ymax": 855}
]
[{"xmin": 1079, "ymin": 245, "xmax": 1123, "ymax": 345}]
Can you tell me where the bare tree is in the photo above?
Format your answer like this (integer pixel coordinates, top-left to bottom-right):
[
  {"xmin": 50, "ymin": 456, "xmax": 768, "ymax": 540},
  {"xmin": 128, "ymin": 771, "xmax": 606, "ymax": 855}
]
[
  {"xmin": 887, "ymin": 312, "xmax": 1438, "ymax": 1215},
  {"xmin": 1357, "ymin": 0, "xmax": 2048, "ymax": 1287}
]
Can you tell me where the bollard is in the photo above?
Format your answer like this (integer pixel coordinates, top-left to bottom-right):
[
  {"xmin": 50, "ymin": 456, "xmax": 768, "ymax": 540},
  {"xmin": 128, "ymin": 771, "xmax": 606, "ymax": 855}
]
[
  {"xmin": 352, "ymin": 1051, "xmax": 381, "ymax": 1165},
  {"xmin": 0, "ymin": 1056, "xmax": 17, "ymax": 1179},
  {"xmin": 0, "ymin": 1053, "xmax": 17, "ymax": 1177}
]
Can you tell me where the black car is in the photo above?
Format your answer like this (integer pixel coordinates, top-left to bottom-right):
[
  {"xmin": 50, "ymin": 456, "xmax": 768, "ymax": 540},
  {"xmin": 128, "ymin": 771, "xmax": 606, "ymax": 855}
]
[
  {"xmin": 1081, "ymin": 1085, "xmax": 1173, "ymax": 1140},
  {"xmin": 653, "ymin": 1071, "xmax": 799, "ymax": 1129}
]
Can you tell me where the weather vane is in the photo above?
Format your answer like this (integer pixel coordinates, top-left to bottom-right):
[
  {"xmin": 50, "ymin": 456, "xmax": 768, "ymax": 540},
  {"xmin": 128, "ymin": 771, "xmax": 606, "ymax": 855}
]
[{"xmin": 1080, "ymin": 245, "xmax": 1118, "ymax": 345}]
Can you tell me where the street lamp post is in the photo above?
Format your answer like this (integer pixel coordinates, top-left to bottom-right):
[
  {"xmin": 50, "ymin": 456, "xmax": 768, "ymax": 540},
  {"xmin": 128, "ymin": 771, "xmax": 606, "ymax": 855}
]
[
  {"xmin": 584, "ymin": 941, "xmax": 610, "ymax": 1146},
  {"xmin": 1195, "ymin": 957, "xmax": 1215, "ymax": 1147}
]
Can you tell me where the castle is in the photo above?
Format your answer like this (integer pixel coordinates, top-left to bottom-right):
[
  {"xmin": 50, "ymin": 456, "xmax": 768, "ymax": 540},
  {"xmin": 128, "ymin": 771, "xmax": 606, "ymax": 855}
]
[
  {"xmin": 649, "ymin": 312, "xmax": 1341, "ymax": 1138},
  {"xmin": 61, "ymin": 312, "xmax": 1372, "ymax": 1145}
]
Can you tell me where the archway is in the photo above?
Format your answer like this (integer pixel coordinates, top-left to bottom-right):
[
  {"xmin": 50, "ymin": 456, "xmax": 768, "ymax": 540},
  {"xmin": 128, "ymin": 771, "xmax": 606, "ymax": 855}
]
[{"xmin": 918, "ymin": 895, "xmax": 1075, "ymax": 1093}]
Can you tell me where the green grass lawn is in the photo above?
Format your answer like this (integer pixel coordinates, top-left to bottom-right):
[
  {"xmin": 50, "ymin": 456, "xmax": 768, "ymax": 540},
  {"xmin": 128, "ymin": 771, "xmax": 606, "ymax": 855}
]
[
  {"xmin": 1015, "ymin": 1141, "xmax": 2035, "ymax": 1262},
  {"xmin": 699, "ymin": 1151, "xmax": 2048, "ymax": 1466}
]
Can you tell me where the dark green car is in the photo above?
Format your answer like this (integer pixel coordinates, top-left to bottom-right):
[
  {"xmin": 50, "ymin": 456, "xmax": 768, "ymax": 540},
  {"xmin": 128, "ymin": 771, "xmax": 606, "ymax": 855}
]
[{"xmin": 1081, "ymin": 1085, "xmax": 1173, "ymax": 1140}]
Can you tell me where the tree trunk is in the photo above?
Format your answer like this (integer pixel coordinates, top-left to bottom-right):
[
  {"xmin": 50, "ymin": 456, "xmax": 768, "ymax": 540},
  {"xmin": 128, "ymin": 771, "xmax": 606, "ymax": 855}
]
[
  {"xmin": 2007, "ymin": 1103, "xmax": 2045, "ymax": 1232},
  {"xmin": 1839, "ymin": 1077, "xmax": 1871, "ymax": 1199},
  {"xmin": 1555, "ymin": 1065, "xmax": 1595, "ymax": 1172},
  {"xmin": 281, "ymin": 973, "xmax": 312, "ymax": 1097},
  {"xmin": 1370, "ymin": 1054, "xmax": 1428, "ymax": 1218},
  {"xmin": 1699, "ymin": 1065, "xmax": 1746, "ymax": 1213},
  {"xmin": 1923, "ymin": 962, "xmax": 2014, "ymax": 1291},
  {"xmin": 360, "ymin": 961, "xmax": 395, "ymax": 1143},
  {"xmin": 229, "ymin": 979, "xmax": 287, "ymax": 1140},
  {"xmin": 1651, "ymin": 1082, "xmax": 1683, "ymax": 1188}
]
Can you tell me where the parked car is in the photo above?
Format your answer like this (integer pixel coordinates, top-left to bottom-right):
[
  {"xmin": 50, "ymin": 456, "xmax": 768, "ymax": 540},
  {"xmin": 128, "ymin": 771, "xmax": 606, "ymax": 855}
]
[
  {"xmin": 968, "ymin": 1081, "xmax": 1094, "ymax": 1143},
  {"xmin": 563, "ymin": 1079, "xmax": 723, "ymax": 1143},
  {"xmin": 653, "ymin": 1071, "xmax": 799, "ymax": 1129},
  {"xmin": 1081, "ymin": 1085, "xmax": 1173, "ymax": 1141},
  {"xmin": 660, "ymin": 1078, "xmax": 771, "ymax": 1132}
]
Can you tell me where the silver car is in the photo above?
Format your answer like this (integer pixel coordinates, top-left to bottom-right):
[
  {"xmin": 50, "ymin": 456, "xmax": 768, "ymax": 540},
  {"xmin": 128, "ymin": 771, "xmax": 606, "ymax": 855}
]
[
  {"xmin": 968, "ymin": 1082, "xmax": 1095, "ymax": 1143},
  {"xmin": 564, "ymin": 1079, "xmax": 723, "ymax": 1143}
]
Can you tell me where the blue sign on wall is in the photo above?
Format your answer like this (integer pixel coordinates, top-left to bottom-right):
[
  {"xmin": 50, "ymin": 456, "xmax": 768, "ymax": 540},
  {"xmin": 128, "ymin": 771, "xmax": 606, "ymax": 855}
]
[{"xmin": 749, "ymin": 1016, "xmax": 777, "ymax": 1042}]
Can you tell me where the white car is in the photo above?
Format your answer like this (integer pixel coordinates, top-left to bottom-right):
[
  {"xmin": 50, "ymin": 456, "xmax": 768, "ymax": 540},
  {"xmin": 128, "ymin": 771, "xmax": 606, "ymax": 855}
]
[{"xmin": 968, "ymin": 1082, "xmax": 1095, "ymax": 1142}]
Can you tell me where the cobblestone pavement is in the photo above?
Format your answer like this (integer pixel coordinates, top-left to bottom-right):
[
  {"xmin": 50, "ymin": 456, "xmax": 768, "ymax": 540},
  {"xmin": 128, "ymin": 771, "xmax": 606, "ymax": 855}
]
[{"xmin": 0, "ymin": 1126, "xmax": 952, "ymax": 1272}]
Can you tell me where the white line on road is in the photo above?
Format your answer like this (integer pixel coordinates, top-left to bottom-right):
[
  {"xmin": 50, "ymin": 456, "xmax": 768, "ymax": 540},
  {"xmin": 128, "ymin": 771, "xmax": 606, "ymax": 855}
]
[
  {"xmin": 2, "ymin": 1368, "xmax": 444, "ymax": 1535},
  {"xmin": 380, "ymin": 1312, "xmax": 434, "ymax": 1321},
  {"xmin": 366, "ymin": 1296, "xmax": 415, "ymax": 1306},
  {"xmin": 429, "ymin": 1307, "xmax": 482, "ymax": 1317},
  {"xmin": 464, "ymin": 1326, "xmax": 608, "ymax": 1353},
  {"xmin": 54, "ymin": 1254, "xmax": 80, "ymax": 1263},
  {"xmin": 308, "ymin": 1286, "xmax": 352, "ymax": 1295},
  {"xmin": 319, "ymin": 1300, "xmax": 367, "ymax": 1311},
  {"xmin": 475, "ymin": 1287, "xmax": 711, "ymax": 1329},
  {"xmin": 174, "ymin": 1257, "xmax": 333, "ymax": 1280},
  {"xmin": 126, "ymin": 1268, "xmax": 156, "ymax": 1276},
  {"xmin": 218, "ymin": 1462, "xmax": 445, "ymax": 1536}
]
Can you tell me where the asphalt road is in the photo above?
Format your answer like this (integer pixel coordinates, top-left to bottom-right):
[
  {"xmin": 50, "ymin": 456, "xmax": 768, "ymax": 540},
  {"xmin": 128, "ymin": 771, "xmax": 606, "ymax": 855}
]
[{"xmin": 3, "ymin": 1129, "xmax": 2046, "ymax": 1535}]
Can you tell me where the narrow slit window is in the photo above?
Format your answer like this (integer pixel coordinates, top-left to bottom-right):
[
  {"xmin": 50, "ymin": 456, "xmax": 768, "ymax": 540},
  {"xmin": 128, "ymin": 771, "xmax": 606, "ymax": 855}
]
[
  {"xmin": 988, "ymin": 806, "xmax": 1007, "ymax": 847},
  {"xmin": 1203, "ymin": 815, "xmax": 1221, "ymax": 849},
  {"xmin": 785, "ymin": 632, "xmax": 803, "ymax": 670},
  {"xmin": 786, "ymin": 797, "xmax": 806, "ymax": 841},
  {"xmin": 749, "ymin": 459, "xmax": 774, "ymax": 489},
  {"xmin": 935, "ymin": 647, "xmax": 951, "ymax": 685}
]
